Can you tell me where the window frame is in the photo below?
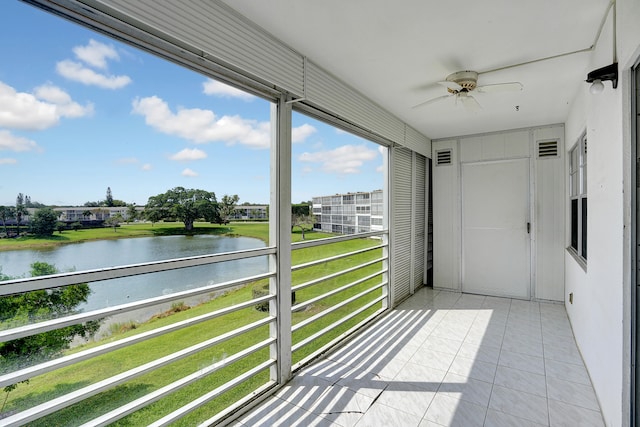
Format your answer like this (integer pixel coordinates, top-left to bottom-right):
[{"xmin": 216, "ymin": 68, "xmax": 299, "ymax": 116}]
[{"xmin": 569, "ymin": 132, "xmax": 587, "ymax": 264}]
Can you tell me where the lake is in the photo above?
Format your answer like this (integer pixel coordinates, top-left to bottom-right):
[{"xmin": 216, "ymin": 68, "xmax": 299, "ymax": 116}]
[{"xmin": 0, "ymin": 235, "xmax": 268, "ymax": 312}]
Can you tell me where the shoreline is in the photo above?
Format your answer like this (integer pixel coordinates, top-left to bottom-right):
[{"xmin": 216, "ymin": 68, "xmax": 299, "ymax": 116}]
[{"xmin": 0, "ymin": 222, "xmax": 269, "ymax": 252}]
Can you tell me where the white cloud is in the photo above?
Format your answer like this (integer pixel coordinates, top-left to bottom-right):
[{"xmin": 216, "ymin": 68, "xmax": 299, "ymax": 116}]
[
  {"xmin": 0, "ymin": 82, "xmax": 93, "ymax": 130},
  {"xmin": 57, "ymin": 60, "xmax": 131, "ymax": 89},
  {"xmin": 202, "ymin": 79, "xmax": 255, "ymax": 100},
  {"xmin": 131, "ymin": 95, "xmax": 270, "ymax": 148},
  {"xmin": 298, "ymin": 144, "xmax": 378, "ymax": 174},
  {"xmin": 56, "ymin": 39, "xmax": 131, "ymax": 89},
  {"xmin": 34, "ymin": 84, "xmax": 92, "ymax": 118},
  {"xmin": 182, "ymin": 168, "xmax": 198, "ymax": 177},
  {"xmin": 292, "ymin": 123, "xmax": 316, "ymax": 143},
  {"xmin": 0, "ymin": 130, "xmax": 40, "ymax": 152},
  {"xmin": 0, "ymin": 158, "xmax": 17, "ymax": 165},
  {"xmin": 141, "ymin": 163, "xmax": 152, "ymax": 171},
  {"xmin": 170, "ymin": 148, "xmax": 207, "ymax": 161},
  {"xmin": 132, "ymin": 96, "xmax": 315, "ymax": 149},
  {"xmin": 73, "ymin": 39, "xmax": 120, "ymax": 69},
  {"xmin": 376, "ymin": 164, "xmax": 384, "ymax": 173}
]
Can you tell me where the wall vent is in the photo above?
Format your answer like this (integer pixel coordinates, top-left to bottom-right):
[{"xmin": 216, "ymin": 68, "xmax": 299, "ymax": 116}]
[
  {"xmin": 537, "ymin": 140, "xmax": 559, "ymax": 158},
  {"xmin": 436, "ymin": 149, "xmax": 452, "ymax": 166}
]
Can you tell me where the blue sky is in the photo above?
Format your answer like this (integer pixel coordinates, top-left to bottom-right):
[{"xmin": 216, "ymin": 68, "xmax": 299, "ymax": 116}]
[{"xmin": 0, "ymin": 2, "xmax": 384, "ymax": 207}]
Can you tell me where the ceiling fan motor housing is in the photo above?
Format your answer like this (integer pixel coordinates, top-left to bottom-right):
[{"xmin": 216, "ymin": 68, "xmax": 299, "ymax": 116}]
[{"xmin": 446, "ymin": 70, "xmax": 478, "ymax": 93}]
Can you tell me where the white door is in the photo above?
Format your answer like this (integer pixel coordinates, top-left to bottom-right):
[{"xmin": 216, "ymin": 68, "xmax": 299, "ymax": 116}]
[{"xmin": 462, "ymin": 158, "xmax": 530, "ymax": 298}]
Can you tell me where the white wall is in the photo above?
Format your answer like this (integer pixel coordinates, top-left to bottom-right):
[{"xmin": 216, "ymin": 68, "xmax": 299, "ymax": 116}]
[
  {"xmin": 432, "ymin": 139, "xmax": 460, "ymax": 290},
  {"xmin": 563, "ymin": 0, "xmax": 640, "ymax": 424},
  {"xmin": 533, "ymin": 126, "xmax": 565, "ymax": 301}
]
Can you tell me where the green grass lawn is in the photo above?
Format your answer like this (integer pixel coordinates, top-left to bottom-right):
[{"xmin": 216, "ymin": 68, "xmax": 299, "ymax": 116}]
[
  {"xmin": 1, "ymin": 223, "xmax": 386, "ymax": 426},
  {"xmin": 0, "ymin": 221, "xmax": 273, "ymax": 251}
]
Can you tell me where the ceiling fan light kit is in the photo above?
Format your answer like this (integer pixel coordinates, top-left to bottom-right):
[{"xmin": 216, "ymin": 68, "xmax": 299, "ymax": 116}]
[
  {"xmin": 412, "ymin": 70, "xmax": 523, "ymax": 111},
  {"xmin": 442, "ymin": 70, "xmax": 479, "ymax": 92}
]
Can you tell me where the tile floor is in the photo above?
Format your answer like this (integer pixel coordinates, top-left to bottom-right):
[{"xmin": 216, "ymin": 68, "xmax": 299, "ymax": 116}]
[{"xmin": 234, "ymin": 288, "xmax": 605, "ymax": 426}]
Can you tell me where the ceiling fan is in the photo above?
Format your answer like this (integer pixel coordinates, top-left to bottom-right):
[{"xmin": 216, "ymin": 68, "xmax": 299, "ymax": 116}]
[{"xmin": 412, "ymin": 70, "xmax": 523, "ymax": 111}]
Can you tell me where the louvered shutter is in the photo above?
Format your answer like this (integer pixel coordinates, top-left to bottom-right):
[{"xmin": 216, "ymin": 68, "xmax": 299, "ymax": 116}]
[
  {"xmin": 413, "ymin": 154, "xmax": 426, "ymax": 290},
  {"xmin": 392, "ymin": 147, "xmax": 413, "ymax": 304}
]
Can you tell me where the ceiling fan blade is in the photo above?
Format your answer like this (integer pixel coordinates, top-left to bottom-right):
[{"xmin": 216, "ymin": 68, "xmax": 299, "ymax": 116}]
[
  {"xmin": 459, "ymin": 93, "xmax": 482, "ymax": 112},
  {"xmin": 437, "ymin": 81, "xmax": 463, "ymax": 91},
  {"xmin": 475, "ymin": 82, "xmax": 523, "ymax": 93},
  {"xmin": 411, "ymin": 94, "xmax": 452, "ymax": 109}
]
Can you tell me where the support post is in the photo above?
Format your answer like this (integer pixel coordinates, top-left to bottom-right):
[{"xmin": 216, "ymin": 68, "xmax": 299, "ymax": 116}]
[{"xmin": 269, "ymin": 95, "xmax": 292, "ymax": 384}]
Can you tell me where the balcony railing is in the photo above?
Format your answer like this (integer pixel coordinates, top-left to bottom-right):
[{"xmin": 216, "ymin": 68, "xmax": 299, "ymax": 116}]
[{"xmin": 0, "ymin": 230, "xmax": 389, "ymax": 426}]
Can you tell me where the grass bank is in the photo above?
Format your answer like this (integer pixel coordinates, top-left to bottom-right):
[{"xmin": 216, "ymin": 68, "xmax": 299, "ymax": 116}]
[{"xmin": 0, "ymin": 221, "xmax": 272, "ymax": 251}]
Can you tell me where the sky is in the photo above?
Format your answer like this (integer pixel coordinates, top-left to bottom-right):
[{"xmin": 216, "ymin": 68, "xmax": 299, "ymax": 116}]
[{"xmin": 0, "ymin": 2, "xmax": 384, "ymax": 207}]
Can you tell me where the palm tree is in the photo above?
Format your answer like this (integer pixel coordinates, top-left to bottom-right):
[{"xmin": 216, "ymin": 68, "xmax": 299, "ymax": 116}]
[{"xmin": 15, "ymin": 193, "xmax": 28, "ymax": 236}]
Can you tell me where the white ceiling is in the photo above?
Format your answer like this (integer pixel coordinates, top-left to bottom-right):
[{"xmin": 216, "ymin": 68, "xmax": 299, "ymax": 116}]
[{"xmin": 221, "ymin": 0, "xmax": 612, "ymax": 140}]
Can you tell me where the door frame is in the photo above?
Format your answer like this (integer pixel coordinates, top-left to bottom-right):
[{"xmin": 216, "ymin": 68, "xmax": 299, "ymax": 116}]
[{"xmin": 632, "ymin": 56, "xmax": 639, "ymax": 427}]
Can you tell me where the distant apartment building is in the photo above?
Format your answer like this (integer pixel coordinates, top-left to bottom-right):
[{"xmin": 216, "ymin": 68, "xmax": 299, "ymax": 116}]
[
  {"xmin": 312, "ymin": 190, "xmax": 383, "ymax": 235},
  {"xmin": 231, "ymin": 205, "xmax": 268, "ymax": 220},
  {"xmin": 19, "ymin": 205, "xmax": 267, "ymax": 223},
  {"xmin": 22, "ymin": 206, "xmax": 143, "ymax": 222}
]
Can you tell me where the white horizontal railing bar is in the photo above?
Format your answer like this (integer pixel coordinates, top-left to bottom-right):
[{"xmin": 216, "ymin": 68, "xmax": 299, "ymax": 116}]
[
  {"xmin": 150, "ymin": 359, "xmax": 276, "ymax": 427},
  {"xmin": 292, "ymin": 258, "xmax": 385, "ymax": 292},
  {"xmin": 0, "ymin": 296, "xmax": 275, "ymax": 388},
  {"xmin": 292, "ymin": 281, "xmax": 386, "ymax": 333},
  {"xmin": 0, "ymin": 271, "xmax": 274, "ymax": 343},
  {"xmin": 1, "ymin": 317, "xmax": 274, "ymax": 426},
  {"xmin": 292, "ymin": 269, "xmax": 386, "ymax": 313},
  {"xmin": 292, "ymin": 306, "xmax": 387, "ymax": 372},
  {"xmin": 0, "ymin": 246, "xmax": 275, "ymax": 296},
  {"xmin": 291, "ymin": 230, "xmax": 387, "ymax": 251},
  {"xmin": 81, "ymin": 338, "xmax": 275, "ymax": 427},
  {"xmin": 292, "ymin": 295, "xmax": 385, "ymax": 353},
  {"xmin": 291, "ymin": 245, "xmax": 384, "ymax": 272}
]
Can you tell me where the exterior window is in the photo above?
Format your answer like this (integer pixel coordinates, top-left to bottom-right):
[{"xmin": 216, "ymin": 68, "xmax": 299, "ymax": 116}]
[{"xmin": 569, "ymin": 133, "xmax": 587, "ymax": 261}]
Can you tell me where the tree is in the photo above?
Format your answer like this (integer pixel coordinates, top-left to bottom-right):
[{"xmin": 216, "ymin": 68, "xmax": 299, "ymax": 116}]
[
  {"xmin": 15, "ymin": 193, "xmax": 28, "ymax": 236},
  {"xmin": 143, "ymin": 207, "xmax": 163, "ymax": 226},
  {"xmin": 0, "ymin": 262, "xmax": 100, "ymax": 403},
  {"xmin": 24, "ymin": 196, "xmax": 45, "ymax": 209},
  {"xmin": 104, "ymin": 213, "xmax": 124, "ymax": 231},
  {"xmin": 292, "ymin": 213, "xmax": 315, "ymax": 240},
  {"xmin": 219, "ymin": 194, "xmax": 239, "ymax": 225},
  {"xmin": 105, "ymin": 187, "xmax": 114, "ymax": 207},
  {"xmin": 145, "ymin": 187, "xmax": 219, "ymax": 231},
  {"xmin": 291, "ymin": 203, "xmax": 310, "ymax": 217},
  {"xmin": 30, "ymin": 208, "xmax": 58, "ymax": 236},
  {"xmin": 0, "ymin": 206, "xmax": 15, "ymax": 236},
  {"xmin": 126, "ymin": 204, "xmax": 138, "ymax": 223},
  {"xmin": 82, "ymin": 210, "xmax": 93, "ymax": 221}
]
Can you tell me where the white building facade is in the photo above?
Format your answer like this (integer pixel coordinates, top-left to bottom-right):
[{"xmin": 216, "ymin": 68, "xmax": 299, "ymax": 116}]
[{"xmin": 312, "ymin": 190, "xmax": 384, "ymax": 234}]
